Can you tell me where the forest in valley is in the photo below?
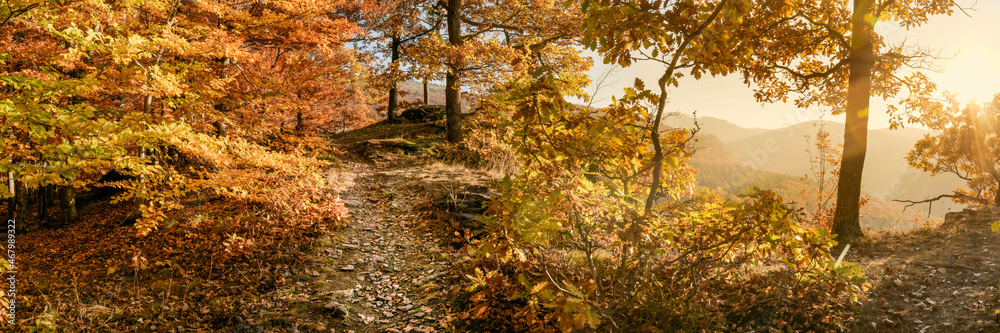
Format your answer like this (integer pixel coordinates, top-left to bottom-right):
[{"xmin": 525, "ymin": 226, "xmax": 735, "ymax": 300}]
[{"xmin": 2, "ymin": 0, "xmax": 1000, "ymax": 331}]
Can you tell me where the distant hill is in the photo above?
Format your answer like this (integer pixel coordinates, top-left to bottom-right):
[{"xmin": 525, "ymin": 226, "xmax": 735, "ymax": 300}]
[
  {"xmin": 398, "ymin": 81, "xmax": 447, "ymax": 106},
  {"xmin": 725, "ymin": 120, "xmax": 963, "ymax": 215},
  {"xmin": 662, "ymin": 113, "xmax": 769, "ymax": 143},
  {"xmin": 679, "ymin": 115, "xmax": 966, "ymax": 230}
]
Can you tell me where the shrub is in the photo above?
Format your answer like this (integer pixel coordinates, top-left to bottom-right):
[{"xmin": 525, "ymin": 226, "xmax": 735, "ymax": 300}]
[{"xmin": 457, "ymin": 76, "xmax": 867, "ymax": 332}]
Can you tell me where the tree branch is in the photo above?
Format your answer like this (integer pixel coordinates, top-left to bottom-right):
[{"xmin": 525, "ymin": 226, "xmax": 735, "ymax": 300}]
[
  {"xmin": 771, "ymin": 57, "xmax": 849, "ymax": 86},
  {"xmin": 894, "ymin": 193, "xmax": 986, "ymax": 210}
]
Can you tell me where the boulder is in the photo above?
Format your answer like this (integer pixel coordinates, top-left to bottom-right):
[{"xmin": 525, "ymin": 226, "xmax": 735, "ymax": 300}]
[
  {"xmin": 432, "ymin": 185, "xmax": 498, "ymax": 231},
  {"xmin": 400, "ymin": 105, "xmax": 445, "ymax": 123},
  {"xmin": 942, "ymin": 208, "xmax": 1000, "ymax": 228}
]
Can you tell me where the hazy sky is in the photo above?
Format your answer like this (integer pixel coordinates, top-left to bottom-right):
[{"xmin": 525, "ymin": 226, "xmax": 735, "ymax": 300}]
[{"xmin": 581, "ymin": 1, "xmax": 1000, "ymax": 129}]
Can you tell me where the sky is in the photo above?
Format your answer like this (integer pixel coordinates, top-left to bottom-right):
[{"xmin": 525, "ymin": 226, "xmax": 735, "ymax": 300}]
[{"xmin": 579, "ymin": 1, "xmax": 1000, "ymax": 130}]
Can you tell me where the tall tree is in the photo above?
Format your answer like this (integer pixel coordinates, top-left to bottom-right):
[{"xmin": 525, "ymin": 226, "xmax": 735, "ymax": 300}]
[
  {"xmin": 445, "ymin": 0, "xmax": 464, "ymax": 142},
  {"xmin": 434, "ymin": 0, "xmax": 584, "ymax": 142},
  {"xmin": 581, "ymin": 0, "xmax": 963, "ymax": 242},
  {"xmin": 835, "ymin": 0, "xmax": 878, "ymax": 240},
  {"xmin": 349, "ymin": 0, "xmax": 441, "ymax": 122},
  {"xmin": 744, "ymin": 0, "xmax": 964, "ymax": 242}
]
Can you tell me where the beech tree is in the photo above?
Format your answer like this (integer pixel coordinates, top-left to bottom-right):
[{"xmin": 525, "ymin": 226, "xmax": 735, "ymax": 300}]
[
  {"xmin": 350, "ymin": 0, "xmax": 441, "ymax": 122},
  {"xmin": 1, "ymin": 0, "xmax": 360, "ymax": 233},
  {"xmin": 901, "ymin": 94, "xmax": 1000, "ymax": 208},
  {"xmin": 431, "ymin": 0, "xmax": 584, "ymax": 143}
]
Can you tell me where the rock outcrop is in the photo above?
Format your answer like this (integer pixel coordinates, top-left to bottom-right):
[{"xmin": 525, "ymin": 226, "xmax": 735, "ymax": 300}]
[
  {"xmin": 942, "ymin": 208, "xmax": 1000, "ymax": 229},
  {"xmin": 400, "ymin": 105, "xmax": 445, "ymax": 123}
]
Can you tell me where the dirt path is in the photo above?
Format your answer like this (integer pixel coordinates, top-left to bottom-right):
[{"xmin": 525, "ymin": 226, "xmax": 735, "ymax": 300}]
[
  {"xmin": 255, "ymin": 121, "xmax": 495, "ymax": 332},
  {"xmin": 254, "ymin": 163, "xmax": 464, "ymax": 333}
]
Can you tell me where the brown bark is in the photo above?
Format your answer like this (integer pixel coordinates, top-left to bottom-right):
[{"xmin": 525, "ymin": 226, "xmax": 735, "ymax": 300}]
[
  {"xmin": 59, "ymin": 185, "xmax": 77, "ymax": 224},
  {"xmin": 994, "ymin": 186, "xmax": 1000, "ymax": 207},
  {"xmin": 5, "ymin": 174, "xmax": 13, "ymax": 222},
  {"xmin": 14, "ymin": 180, "xmax": 26, "ymax": 223},
  {"xmin": 387, "ymin": 36, "xmax": 402, "ymax": 122},
  {"xmin": 831, "ymin": 0, "xmax": 876, "ymax": 242},
  {"xmin": 445, "ymin": 0, "xmax": 464, "ymax": 143},
  {"xmin": 423, "ymin": 77, "xmax": 429, "ymax": 105},
  {"xmin": 38, "ymin": 184, "xmax": 50, "ymax": 222},
  {"xmin": 296, "ymin": 110, "xmax": 304, "ymax": 131},
  {"xmin": 213, "ymin": 120, "xmax": 227, "ymax": 137},
  {"xmin": 143, "ymin": 95, "xmax": 153, "ymax": 114}
]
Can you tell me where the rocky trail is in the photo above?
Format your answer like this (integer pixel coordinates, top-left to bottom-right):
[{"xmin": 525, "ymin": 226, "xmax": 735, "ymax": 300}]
[{"xmin": 257, "ymin": 122, "xmax": 494, "ymax": 333}]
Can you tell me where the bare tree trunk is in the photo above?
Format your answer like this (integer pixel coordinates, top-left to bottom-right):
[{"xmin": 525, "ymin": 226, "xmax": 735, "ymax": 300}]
[
  {"xmin": 213, "ymin": 57, "xmax": 231, "ymax": 137},
  {"xmin": 296, "ymin": 110, "xmax": 304, "ymax": 131},
  {"xmin": 832, "ymin": 0, "xmax": 876, "ymax": 243},
  {"xmin": 5, "ymin": 173, "xmax": 13, "ymax": 222},
  {"xmin": 59, "ymin": 185, "xmax": 77, "ymax": 224},
  {"xmin": 445, "ymin": 0, "xmax": 464, "ymax": 143},
  {"xmin": 387, "ymin": 35, "xmax": 402, "ymax": 122},
  {"xmin": 994, "ymin": 186, "xmax": 1000, "ymax": 207},
  {"xmin": 143, "ymin": 95, "xmax": 153, "ymax": 114},
  {"xmin": 423, "ymin": 76, "xmax": 429, "ymax": 105},
  {"xmin": 14, "ymin": 180, "xmax": 26, "ymax": 225},
  {"xmin": 38, "ymin": 184, "xmax": 49, "ymax": 223},
  {"xmin": 128, "ymin": 147, "xmax": 147, "ymax": 224}
]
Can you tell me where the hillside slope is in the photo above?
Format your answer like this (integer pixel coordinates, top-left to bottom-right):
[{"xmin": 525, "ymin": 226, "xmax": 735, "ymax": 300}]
[
  {"xmin": 662, "ymin": 113, "xmax": 770, "ymax": 143},
  {"xmin": 725, "ymin": 120, "xmax": 964, "ymax": 216},
  {"xmin": 849, "ymin": 209, "xmax": 1000, "ymax": 332}
]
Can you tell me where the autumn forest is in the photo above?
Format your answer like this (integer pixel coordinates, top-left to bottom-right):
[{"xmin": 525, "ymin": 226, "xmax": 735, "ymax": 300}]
[{"xmin": 2, "ymin": 0, "xmax": 1000, "ymax": 331}]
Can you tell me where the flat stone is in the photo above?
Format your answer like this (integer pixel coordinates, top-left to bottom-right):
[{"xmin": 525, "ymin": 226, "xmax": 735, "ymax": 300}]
[
  {"xmin": 340, "ymin": 265, "xmax": 355, "ymax": 272},
  {"xmin": 323, "ymin": 301, "xmax": 349, "ymax": 318}
]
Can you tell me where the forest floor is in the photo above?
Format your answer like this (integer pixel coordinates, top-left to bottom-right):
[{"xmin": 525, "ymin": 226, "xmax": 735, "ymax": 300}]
[
  {"xmin": 16, "ymin": 120, "xmax": 493, "ymax": 332},
  {"xmin": 16, "ymin": 118, "xmax": 1000, "ymax": 332},
  {"xmin": 849, "ymin": 210, "xmax": 1000, "ymax": 332}
]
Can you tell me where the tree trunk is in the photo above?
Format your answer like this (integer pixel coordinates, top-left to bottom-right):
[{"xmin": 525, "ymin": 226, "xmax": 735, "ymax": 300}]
[
  {"xmin": 38, "ymin": 184, "xmax": 50, "ymax": 223},
  {"xmin": 38, "ymin": 186, "xmax": 49, "ymax": 223},
  {"xmin": 387, "ymin": 36, "xmax": 402, "ymax": 122},
  {"xmin": 213, "ymin": 57, "xmax": 231, "ymax": 137},
  {"xmin": 59, "ymin": 185, "xmax": 77, "ymax": 224},
  {"xmin": 296, "ymin": 110, "xmax": 304, "ymax": 131},
  {"xmin": 423, "ymin": 77, "xmax": 429, "ymax": 105},
  {"xmin": 128, "ymin": 147, "xmax": 147, "ymax": 224},
  {"xmin": 5, "ymin": 173, "xmax": 13, "ymax": 222},
  {"xmin": 143, "ymin": 95, "xmax": 153, "ymax": 114},
  {"xmin": 831, "ymin": 0, "xmax": 876, "ymax": 243},
  {"xmin": 993, "ymin": 186, "xmax": 999, "ymax": 207},
  {"xmin": 214, "ymin": 121, "xmax": 227, "ymax": 137},
  {"xmin": 14, "ymin": 180, "xmax": 26, "ymax": 224},
  {"xmin": 445, "ymin": 0, "xmax": 464, "ymax": 143}
]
